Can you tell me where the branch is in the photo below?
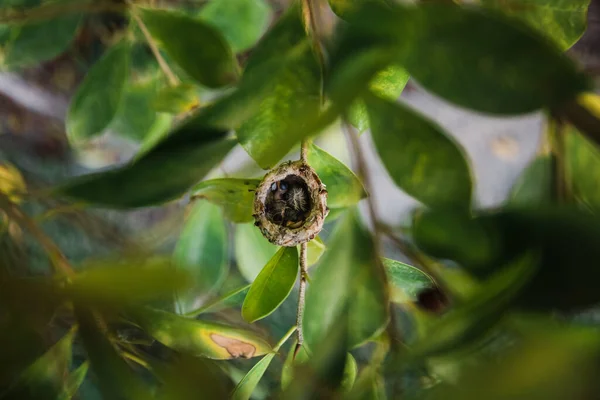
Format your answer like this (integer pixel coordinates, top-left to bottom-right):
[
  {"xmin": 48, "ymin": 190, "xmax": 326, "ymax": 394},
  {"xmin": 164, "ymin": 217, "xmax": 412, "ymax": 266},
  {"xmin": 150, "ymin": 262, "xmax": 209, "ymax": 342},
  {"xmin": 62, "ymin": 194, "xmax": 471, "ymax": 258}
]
[
  {"xmin": 294, "ymin": 242, "xmax": 308, "ymax": 359},
  {"xmin": 0, "ymin": 193, "xmax": 74, "ymax": 276},
  {"xmin": 341, "ymin": 120, "xmax": 402, "ymax": 350},
  {"xmin": 131, "ymin": 8, "xmax": 180, "ymax": 87}
]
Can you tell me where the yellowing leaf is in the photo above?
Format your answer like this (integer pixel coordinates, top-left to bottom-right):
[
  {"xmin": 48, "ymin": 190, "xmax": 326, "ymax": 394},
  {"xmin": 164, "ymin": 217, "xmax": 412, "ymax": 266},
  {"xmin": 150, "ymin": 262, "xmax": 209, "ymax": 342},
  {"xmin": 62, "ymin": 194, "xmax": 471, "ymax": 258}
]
[
  {"xmin": 0, "ymin": 162, "xmax": 26, "ymax": 203},
  {"xmin": 132, "ymin": 307, "xmax": 272, "ymax": 359}
]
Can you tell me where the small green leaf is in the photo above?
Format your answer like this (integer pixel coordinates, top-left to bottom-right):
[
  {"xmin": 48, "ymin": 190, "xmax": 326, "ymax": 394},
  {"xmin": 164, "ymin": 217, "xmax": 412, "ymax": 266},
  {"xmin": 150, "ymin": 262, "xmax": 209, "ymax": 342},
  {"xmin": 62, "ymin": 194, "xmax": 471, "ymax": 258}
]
[
  {"xmin": 6, "ymin": 329, "xmax": 75, "ymax": 399},
  {"xmin": 242, "ymin": 247, "xmax": 299, "ymax": 322},
  {"xmin": 66, "ymin": 40, "xmax": 131, "ymax": 143},
  {"xmin": 192, "ymin": 178, "xmax": 261, "ymax": 223},
  {"xmin": 306, "ymin": 236, "xmax": 326, "ymax": 266},
  {"xmin": 308, "ymin": 144, "xmax": 366, "ymax": 208},
  {"xmin": 236, "ymin": 5, "xmax": 322, "ymax": 169},
  {"xmin": 366, "ymin": 94, "xmax": 472, "ymax": 209},
  {"xmin": 348, "ymin": 64, "xmax": 410, "ymax": 132},
  {"xmin": 328, "ymin": 0, "xmax": 387, "ymax": 19},
  {"xmin": 3, "ymin": 12, "xmax": 80, "ymax": 68},
  {"xmin": 64, "ymin": 257, "xmax": 190, "ymax": 307},
  {"xmin": 76, "ymin": 309, "xmax": 150, "ymax": 399},
  {"xmin": 341, "ymin": 353, "xmax": 358, "ymax": 392},
  {"xmin": 199, "ymin": 0, "xmax": 272, "ymax": 53},
  {"xmin": 138, "ymin": 8, "xmax": 238, "ymax": 88},
  {"xmin": 411, "ymin": 252, "xmax": 537, "ymax": 356},
  {"xmin": 152, "ymin": 83, "xmax": 199, "ymax": 114},
  {"xmin": 235, "ymin": 223, "xmax": 279, "ymax": 282},
  {"xmin": 281, "ymin": 340, "xmax": 310, "ymax": 390},
  {"xmin": 304, "ymin": 209, "xmax": 388, "ymax": 350},
  {"xmin": 566, "ymin": 127, "xmax": 600, "ymax": 211},
  {"xmin": 109, "ymin": 78, "xmax": 173, "ymax": 143},
  {"xmin": 132, "ymin": 307, "xmax": 272, "ymax": 359},
  {"xmin": 510, "ymin": 156, "xmax": 553, "ymax": 206},
  {"xmin": 174, "ymin": 201, "xmax": 229, "ymax": 314},
  {"xmin": 187, "ymin": 284, "xmax": 251, "ymax": 316},
  {"xmin": 58, "ymin": 362, "xmax": 89, "ymax": 400},
  {"xmin": 382, "ymin": 258, "xmax": 435, "ymax": 304},
  {"xmin": 55, "ymin": 121, "xmax": 235, "ymax": 208},
  {"xmin": 481, "ymin": 0, "xmax": 590, "ymax": 50},
  {"xmin": 231, "ymin": 353, "xmax": 276, "ymax": 400}
]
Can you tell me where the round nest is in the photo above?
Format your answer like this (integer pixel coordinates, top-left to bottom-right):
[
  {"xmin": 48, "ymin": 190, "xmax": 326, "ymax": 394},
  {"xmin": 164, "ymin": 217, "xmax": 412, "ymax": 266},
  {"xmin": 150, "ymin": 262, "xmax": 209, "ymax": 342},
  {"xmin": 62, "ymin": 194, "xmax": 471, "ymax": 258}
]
[{"xmin": 253, "ymin": 160, "xmax": 329, "ymax": 246}]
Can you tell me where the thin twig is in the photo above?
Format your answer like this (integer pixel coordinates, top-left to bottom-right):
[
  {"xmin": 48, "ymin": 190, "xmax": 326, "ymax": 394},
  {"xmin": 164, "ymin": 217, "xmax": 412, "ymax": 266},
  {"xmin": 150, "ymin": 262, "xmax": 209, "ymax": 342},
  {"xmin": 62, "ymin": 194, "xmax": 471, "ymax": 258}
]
[
  {"xmin": 300, "ymin": 138, "xmax": 309, "ymax": 163},
  {"xmin": 131, "ymin": 8, "xmax": 180, "ymax": 87},
  {"xmin": 0, "ymin": 194, "xmax": 74, "ymax": 276},
  {"xmin": 301, "ymin": 0, "xmax": 326, "ymax": 74},
  {"xmin": 341, "ymin": 121, "xmax": 402, "ymax": 350},
  {"xmin": 0, "ymin": 1, "xmax": 127, "ymax": 25},
  {"xmin": 294, "ymin": 242, "xmax": 308, "ymax": 359},
  {"xmin": 546, "ymin": 116, "xmax": 570, "ymax": 203}
]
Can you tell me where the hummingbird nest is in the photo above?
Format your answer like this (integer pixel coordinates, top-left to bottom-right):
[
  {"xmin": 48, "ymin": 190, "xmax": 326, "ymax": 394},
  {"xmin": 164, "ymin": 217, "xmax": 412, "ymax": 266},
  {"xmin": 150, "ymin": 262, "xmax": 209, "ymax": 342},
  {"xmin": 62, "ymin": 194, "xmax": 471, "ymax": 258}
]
[{"xmin": 253, "ymin": 160, "xmax": 328, "ymax": 246}]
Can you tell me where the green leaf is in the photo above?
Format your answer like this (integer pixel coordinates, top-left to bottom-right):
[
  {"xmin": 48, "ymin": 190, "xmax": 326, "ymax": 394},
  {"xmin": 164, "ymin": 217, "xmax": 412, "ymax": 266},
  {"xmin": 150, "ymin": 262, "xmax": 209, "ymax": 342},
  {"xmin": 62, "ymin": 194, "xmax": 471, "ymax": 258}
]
[
  {"xmin": 401, "ymin": 4, "xmax": 590, "ymax": 114},
  {"xmin": 199, "ymin": 0, "xmax": 272, "ymax": 53},
  {"xmin": 411, "ymin": 252, "xmax": 537, "ymax": 357},
  {"xmin": 132, "ymin": 307, "xmax": 272, "ymax": 359},
  {"xmin": 480, "ymin": 0, "xmax": 590, "ymax": 50},
  {"xmin": 306, "ymin": 235, "xmax": 326, "ymax": 266},
  {"xmin": 566, "ymin": 127, "xmax": 600, "ymax": 211},
  {"xmin": 304, "ymin": 209, "xmax": 388, "ymax": 350},
  {"xmin": 281, "ymin": 340, "xmax": 310, "ymax": 390},
  {"xmin": 63, "ymin": 257, "xmax": 190, "ymax": 307},
  {"xmin": 341, "ymin": 353, "xmax": 358, "ymax": 392},
  {"xmin": 382, "ymin": 258, "xmax": 435, "ymax": 304},
  {"xmin": 366, "ymin": 94, "xmax": 472, "ymax": 209},
  {"xmin": 187, "ymin": 284, "xmax": 251, "ymax": 316},
  {"xmin": 3, "ymin": 12, "xmax": 80, "ymax": 68},
  {"xmin": 55, "ymin": 119, "xmax": 235, "ymax": 208},
  {"xmin": 231, "ymin": 326, "xmax": 295, "ymax": 400},
  {"xmin": 174, "ymin": 201, "xmax": 229, "ymax": 314},
  {"xmin": 58, "ymin": 362, "xmax": 89, "ymax": 400},
  {"xmin": 191, "ymin": 178, "xmax": 261, "ymax": 223},
  {"xmin": 509, "ymin": 156, "xmax": 553, "ymax": 206},
  {"xmin": 152, "ymin": 83, "xmax": 199, "ymax": 114},
  {"xmin": 414, "ymin": 208, "xmax": 600, "ymax": 311},
  {"xmin": 281, "ymin": 342, "xmax": 356, "ymax": 393},
  {"xmin": 308, "ymin": 143, "xmax": 366, "ymax": 208},
  {"xmin": 109, "ymin": 78, "xmax": 173, "ymax": 143},
  {"xmin": 231, "ymin": 353, "xmax": 276, "ymax": 400},
  {"xmin": 348, "ymin": 64, "xmax": 410, "ymax": 132},
  {"xmin": 66, "ymin": 40, "xmax": 131, "ymax": 143},
  {"xmin": 328, "ymin": 0, "xmax": 387, "ymax": 19},
  {"xmin": 235, "ymin": 222, "xmax": 278, "ymax": 282},
  {"xmin": 138, "ymin": 7, "xmax": 238, "ymax": 88},
  {"xmin": 236, "ymin": 5, "xmax": 322, "ymax": 169},
  {"xmin": 6, "ymin": 329, "xmax": 75, "ymax": 399},
  {"xmin": 76, "ymin": 309, "xmax": 150, "ymax": 399},
  {"xmin": 425, "ymin": 324, "xmax": 600, "ymax": 400},
  {"xmin": 332, "ymin": 3, "xmax": 589, "ymax": 115},
  {"xmin": 242, "ymin": 247, "xmax": 299, "ymax": 323}
]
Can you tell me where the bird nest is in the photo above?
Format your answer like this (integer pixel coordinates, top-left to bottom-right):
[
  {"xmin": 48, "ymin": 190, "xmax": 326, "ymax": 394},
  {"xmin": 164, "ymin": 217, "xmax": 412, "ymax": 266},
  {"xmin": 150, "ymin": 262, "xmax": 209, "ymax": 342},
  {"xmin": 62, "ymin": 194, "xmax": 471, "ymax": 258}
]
[{"xmin": 253, "ymin": 160, "xmax": 328, "ymax": 246}]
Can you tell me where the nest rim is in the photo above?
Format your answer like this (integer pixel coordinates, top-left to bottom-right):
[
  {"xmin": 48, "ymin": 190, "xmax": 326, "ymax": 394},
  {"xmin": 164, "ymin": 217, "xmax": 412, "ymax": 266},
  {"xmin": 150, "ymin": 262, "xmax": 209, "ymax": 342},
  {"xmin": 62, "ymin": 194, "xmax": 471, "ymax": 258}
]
[{"xmin": 253, "ymin": 160, "xmax": 329, "ymax": 247}]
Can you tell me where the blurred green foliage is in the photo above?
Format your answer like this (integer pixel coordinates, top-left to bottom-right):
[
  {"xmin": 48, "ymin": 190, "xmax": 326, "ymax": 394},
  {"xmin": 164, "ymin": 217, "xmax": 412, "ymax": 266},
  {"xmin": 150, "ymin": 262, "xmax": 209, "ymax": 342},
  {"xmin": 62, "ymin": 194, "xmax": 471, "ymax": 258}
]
[{"xmin": 1, "ymin": 0, "xmax": 599, "ymax": 399}]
